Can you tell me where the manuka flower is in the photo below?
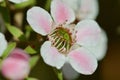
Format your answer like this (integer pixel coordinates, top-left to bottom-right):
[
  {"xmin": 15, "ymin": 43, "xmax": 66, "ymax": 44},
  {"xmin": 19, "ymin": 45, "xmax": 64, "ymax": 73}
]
[
  {"xmin": 27, "ymin": 0, "xmax": 104, "ymax": 75},
  {"xmin": 1, "ymin": 48, "xmax": 30, "ymax": 80},
  {"xmin": 0, "ymin": 32, "xmax": 7, "ymax": 57}
]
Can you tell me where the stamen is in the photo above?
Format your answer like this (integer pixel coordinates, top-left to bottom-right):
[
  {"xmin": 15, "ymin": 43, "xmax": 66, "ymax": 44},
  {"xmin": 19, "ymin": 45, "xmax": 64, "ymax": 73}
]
[
  {"xmin": 49, "ymin": 33, "xmax": 56, "ymax": 38},
  {"xmin": 53, "ymin": 36, "xmax": 60, "ymax": 46},
  {"xmin": 49, "ymin": 29, "xmax": 57, "ymax": 35},
  {"xmin": 59, "ymin": 41, "xmax": 66, "ymax": 53},
  {"xmin": 48, "ymin": 26, "xmax": 74, "ymax": 54},
  {"xmin": 56, "ymin": 40, "xmax": 63, "ymax": 49}
]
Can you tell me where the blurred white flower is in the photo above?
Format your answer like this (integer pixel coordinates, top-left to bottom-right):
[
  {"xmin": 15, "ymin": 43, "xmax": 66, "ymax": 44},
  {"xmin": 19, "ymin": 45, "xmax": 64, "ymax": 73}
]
[
  {"xmin": 9, "ymin": 0, "xmax": 27, "ymax": 4},
  {"xmin": 0, "ymin": 0, "xmax": 3, "ymax": 3},
  {"xmin": 0, "ymin": 32, "xmax": 7, "ymax": 56},
  {"xmin": 0, "ymin": 0, "xmax": 27, "ymax": 3},
  {"xmin": 61, "ymin": 0, "xmax": 99, "ymax": 20}
]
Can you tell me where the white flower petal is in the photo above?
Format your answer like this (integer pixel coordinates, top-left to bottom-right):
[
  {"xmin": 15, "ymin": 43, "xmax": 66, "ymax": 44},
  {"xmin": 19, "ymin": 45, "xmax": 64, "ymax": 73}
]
[
  {"xmin": 27, "ymin": 7, "xmax": 53, "ymax": 36},
  {"xmin": 88, "ymin": 30, "xmax": 108, "ymax": 60},
  {"xmin": 61, "ymin": 0, "xmax": 99, "ymax": 20},
  {"xmin": 78, "ymin": 0, "xmax": 99, "ymax": 20},
  {"xmin": 0, "ymin": 33, "xmax": 7, "ymax": 56},
  {"xmin": 61, "ymin": 0, "xmax": 79, "ymax": 12},
  {"xmin": 75, "ymin": 20, "xmax": 101, "ymax": 47},
  {"xmin": 41, "ymin": 41, "xmax": 66, "ymax": 69},
  {"xmin": 75, "ymin": 20, "xmax": 107, "ymax": 60},
  {"xmin": 51, "ymin": 0, "xmax": 75, "ymax": 24},
  {"xmin": 68, "ymin": 47, "xmax": 97, "ymax": 75},
  {"xmin": 9, "ymin": 0, "xmax": 27, "ymax": 4}
]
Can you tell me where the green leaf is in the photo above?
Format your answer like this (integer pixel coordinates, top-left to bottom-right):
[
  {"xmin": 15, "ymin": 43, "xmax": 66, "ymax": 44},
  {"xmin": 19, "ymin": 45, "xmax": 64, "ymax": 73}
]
[
  {"xmin": 24, "ymin": 46, "xmax": 37, "ymax": 54},
  {"xmin": 26, "ymin": 77, "xmax": 39, "ymax": 80},
  {"xmin": 6, "ymin": 24, "xmax": 23, "ymax": 38},
  {"xmin": 2, "ymin": 42, "xmax": 16, "ymax": 59},
  {"xmin": 29, "ymin": 55, "xmax": 39, "ymax": 68}
]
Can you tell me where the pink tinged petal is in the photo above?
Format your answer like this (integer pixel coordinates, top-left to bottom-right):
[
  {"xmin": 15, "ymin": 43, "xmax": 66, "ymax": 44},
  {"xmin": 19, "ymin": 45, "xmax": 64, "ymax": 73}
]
[
  {"xmin": 75, "ymin": 20, "xmax": 107, "ymax": 60},
  {"xmin": 41, "ymin": 41, "xmax": 66, "ymax": 69},
  {"xmin": 27, "ymin": 7, "xmax": 53, "ymax": 36},
  {"xmin": 1, "ymin": 49, "xmax": 30, "ymax": 80},
  {"xmin": 75, "ymin": 20, "xmax": 101, "ymax": 47},
  {"xmin": 9, "ymin": 48, "xmax": 30, "ymax": 61},
  {"xmin": 78, "ymin": 0, "xmax": 99, "ymax": 20},
  {"xmin": 51, "ymin": 0, "xmax": 75, "ymax": 24},
  {"xmin": 68, "ymin": 47, "xmax": 97, "ymax": 75},
  {"xmin": 1, "ymin": 57, "xmax": 30, "ymax": 80},
  {"xmin": 0, "ymin": 33, "xmax": 7, "ymax": 56},
  {"xmin": 9, "ymin": 0, "xmax": 27, "ymax": 3}
]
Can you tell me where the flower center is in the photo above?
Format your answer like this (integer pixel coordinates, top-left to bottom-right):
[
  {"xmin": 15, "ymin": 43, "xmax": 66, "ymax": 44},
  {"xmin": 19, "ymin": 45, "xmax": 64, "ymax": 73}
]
[{"xmin": 48, "ymin": 26, "xmax": 73, "ymax": 54}]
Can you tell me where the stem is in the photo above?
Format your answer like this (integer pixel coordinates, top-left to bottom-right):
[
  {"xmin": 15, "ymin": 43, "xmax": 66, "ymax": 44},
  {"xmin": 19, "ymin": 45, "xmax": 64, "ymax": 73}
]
[
  {"xmin": 57, "ymin": 71, "xmax": 63, "ymax": 80},
  {"xmin": 53, "ymin": 68, "xmax": 63, "ymax": 80},
  {"xmin": 3, "ymin": 0, "xmax": 11, "ymax": 23},
  {"xmin": 0, "ymin": 58, "xmax": 2, "ymax": 69}
]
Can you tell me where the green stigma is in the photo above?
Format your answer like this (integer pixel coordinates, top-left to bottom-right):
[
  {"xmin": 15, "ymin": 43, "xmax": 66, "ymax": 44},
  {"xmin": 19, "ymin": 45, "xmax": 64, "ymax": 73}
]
[{"xmin": 57, "ymin": 28, "xmax": 70, "ymax": 41}]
